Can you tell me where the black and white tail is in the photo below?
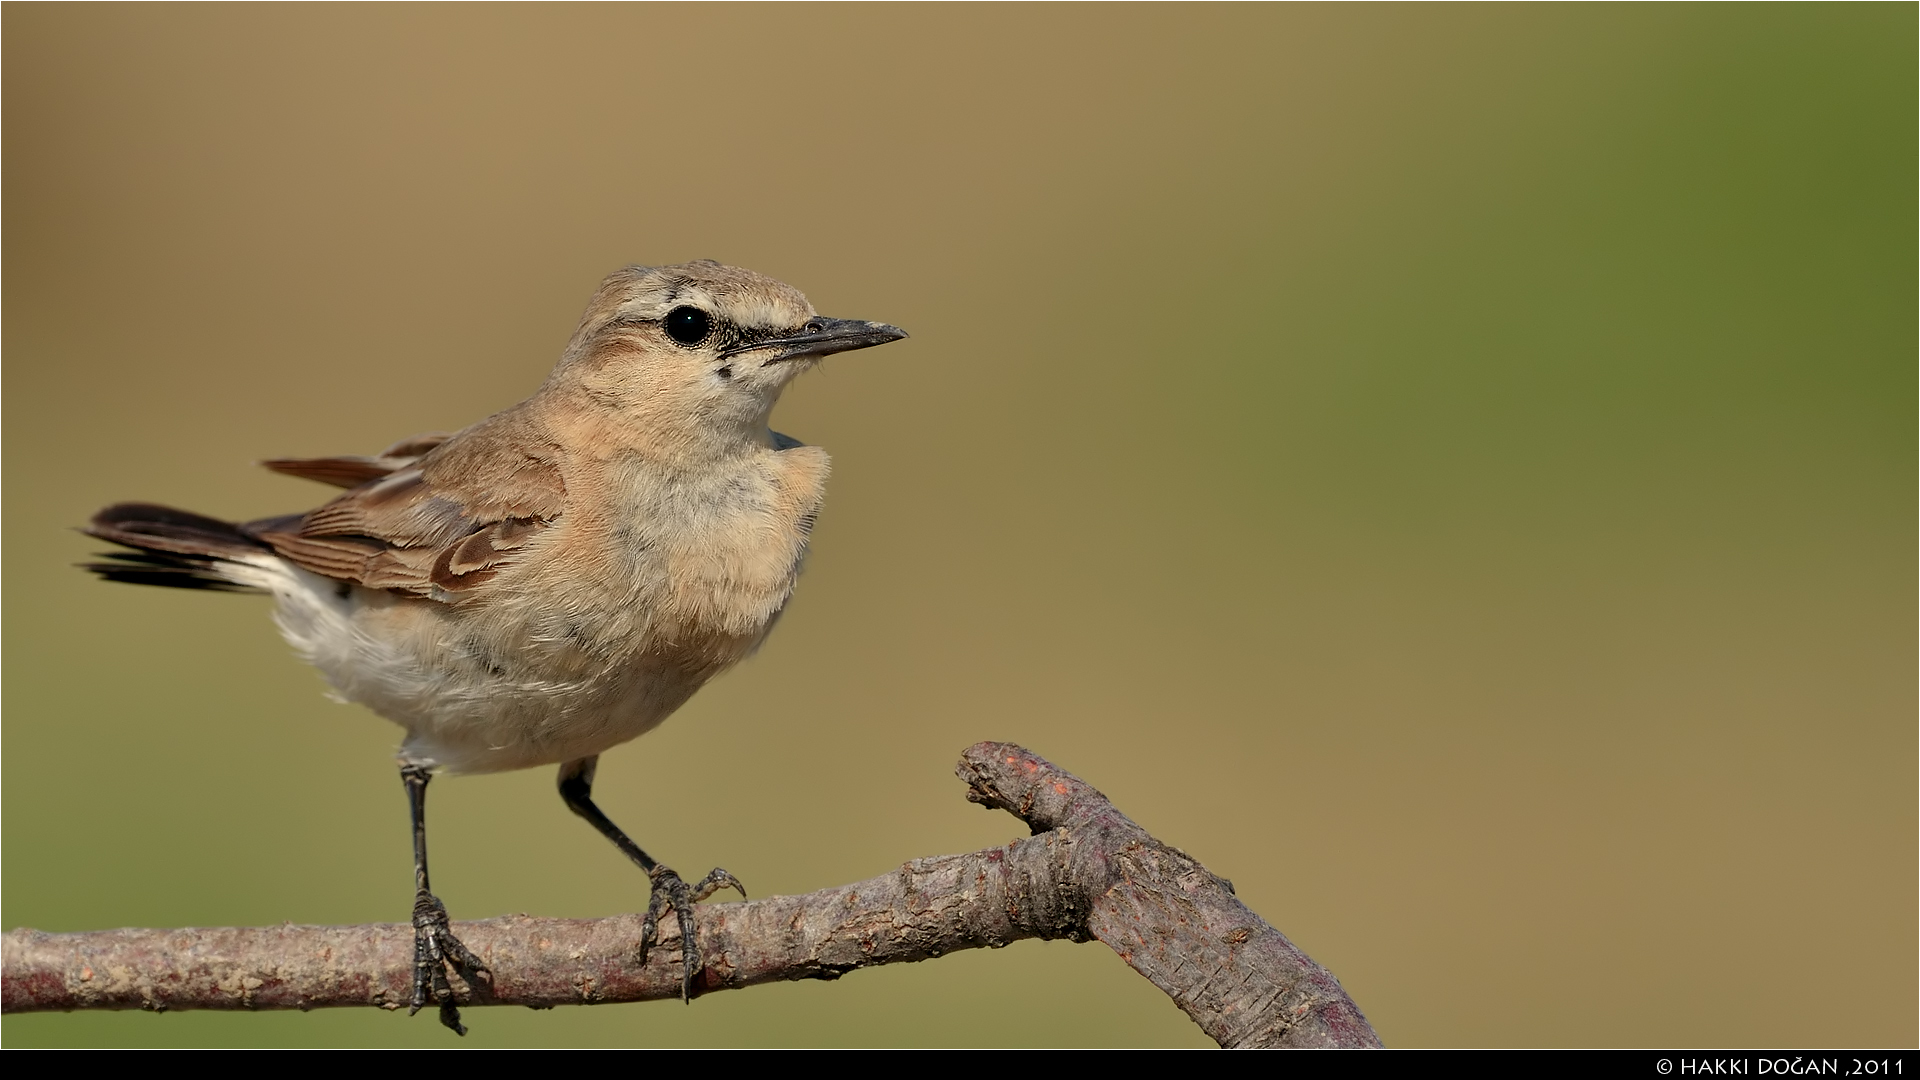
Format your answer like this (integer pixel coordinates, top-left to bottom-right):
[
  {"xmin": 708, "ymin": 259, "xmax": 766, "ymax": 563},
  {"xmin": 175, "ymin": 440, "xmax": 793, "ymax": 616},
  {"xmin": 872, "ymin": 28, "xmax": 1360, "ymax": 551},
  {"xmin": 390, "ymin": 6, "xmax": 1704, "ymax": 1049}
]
[{"xmin": 83, "ymin": 503, "xmax": 280, "ymax": 594}]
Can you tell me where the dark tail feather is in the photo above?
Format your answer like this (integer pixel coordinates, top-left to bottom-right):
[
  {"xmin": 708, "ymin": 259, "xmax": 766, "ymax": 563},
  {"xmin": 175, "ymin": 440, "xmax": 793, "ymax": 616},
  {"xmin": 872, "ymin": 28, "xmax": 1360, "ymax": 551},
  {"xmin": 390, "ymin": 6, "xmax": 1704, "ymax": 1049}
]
[
  {"xmin": 82, "ymin": 503, "xmax": 274, "ymax": 593},
  {"xmin": 82, "ymin": 552, "xmax": 262, "ymax": 592}
]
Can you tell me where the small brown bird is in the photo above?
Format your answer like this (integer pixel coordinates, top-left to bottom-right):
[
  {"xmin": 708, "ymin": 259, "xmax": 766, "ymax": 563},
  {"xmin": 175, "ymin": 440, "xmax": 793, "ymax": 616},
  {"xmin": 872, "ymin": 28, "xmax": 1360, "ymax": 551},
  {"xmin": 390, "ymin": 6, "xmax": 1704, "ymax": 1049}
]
[{"xmin": 83, "ymin": 261, "xmax": 907, "ymax": 1033}]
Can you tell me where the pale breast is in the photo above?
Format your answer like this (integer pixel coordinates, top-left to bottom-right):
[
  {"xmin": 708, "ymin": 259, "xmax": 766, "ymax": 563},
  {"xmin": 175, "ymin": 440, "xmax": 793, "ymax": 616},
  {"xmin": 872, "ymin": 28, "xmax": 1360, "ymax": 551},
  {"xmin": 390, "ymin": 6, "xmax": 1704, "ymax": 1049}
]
[
  {"xmin": 332, "ymin": 443, "xmax": 832, "ymax": 773},
  {"xmin": 578, "ymin": 444, "xmax": 828, "ymax": 641}
]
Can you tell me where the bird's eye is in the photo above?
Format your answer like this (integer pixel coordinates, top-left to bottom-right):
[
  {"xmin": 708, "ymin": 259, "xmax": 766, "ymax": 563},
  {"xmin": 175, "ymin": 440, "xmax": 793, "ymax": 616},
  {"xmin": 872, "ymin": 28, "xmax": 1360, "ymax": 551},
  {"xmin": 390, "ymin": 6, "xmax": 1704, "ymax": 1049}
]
[{"xmin": 664, "ymin": 306, "xmax": 712, "ymax": 347}]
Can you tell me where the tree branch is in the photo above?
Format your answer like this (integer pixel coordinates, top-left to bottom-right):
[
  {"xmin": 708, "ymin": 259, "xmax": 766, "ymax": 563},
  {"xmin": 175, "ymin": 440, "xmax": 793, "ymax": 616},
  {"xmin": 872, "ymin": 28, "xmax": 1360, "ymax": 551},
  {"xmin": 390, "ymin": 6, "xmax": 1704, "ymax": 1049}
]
[{"xmin": 2, "ymin": 743, "xmax": 1380, "ymax": 1048}]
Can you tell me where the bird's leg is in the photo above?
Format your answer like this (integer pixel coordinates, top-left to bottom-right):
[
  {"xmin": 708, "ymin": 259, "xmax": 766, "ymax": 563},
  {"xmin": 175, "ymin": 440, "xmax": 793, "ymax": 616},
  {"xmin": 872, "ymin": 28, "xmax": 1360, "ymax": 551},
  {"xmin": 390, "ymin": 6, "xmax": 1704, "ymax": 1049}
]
[
  {"xmin": 557, "ymin": 756, "xmax": 745, "ymax": 1001},
  {"xmin": 401, "ymin": 764, "xmax": 490, "ymax": 1035}
]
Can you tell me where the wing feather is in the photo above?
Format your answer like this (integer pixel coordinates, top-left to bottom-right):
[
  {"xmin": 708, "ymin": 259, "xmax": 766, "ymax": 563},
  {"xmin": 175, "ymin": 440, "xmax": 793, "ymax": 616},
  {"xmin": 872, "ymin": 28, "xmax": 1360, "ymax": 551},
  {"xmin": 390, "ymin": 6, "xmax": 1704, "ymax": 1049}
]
[
  {"xmin": 245, "ymin": 414, "xmax": 564, "ymax": 601},
  {"xmin": 261, "ymin": 433, "xmax": 453, "ymax": 489}
]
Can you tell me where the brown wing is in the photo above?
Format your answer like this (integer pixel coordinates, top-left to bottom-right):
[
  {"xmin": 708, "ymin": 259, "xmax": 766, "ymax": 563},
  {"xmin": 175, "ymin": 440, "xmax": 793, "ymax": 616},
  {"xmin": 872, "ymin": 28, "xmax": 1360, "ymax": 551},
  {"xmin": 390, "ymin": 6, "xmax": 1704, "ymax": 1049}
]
[
  {"xmin": 246, "ymin": 416, "xmax": 564, "ymax": 601},
  {"xmin": 261, "ymin": 432, "xmax": 454, "ymax": 489}
]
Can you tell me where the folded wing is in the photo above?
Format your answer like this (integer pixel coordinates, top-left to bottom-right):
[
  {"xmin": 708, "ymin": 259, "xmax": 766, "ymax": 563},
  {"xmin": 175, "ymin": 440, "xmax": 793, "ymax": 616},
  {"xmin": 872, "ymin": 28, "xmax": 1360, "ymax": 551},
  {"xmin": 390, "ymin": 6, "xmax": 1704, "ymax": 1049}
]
[{"xmin": 250, "ymin": 418, "xmax": 565, "ymax": 601}]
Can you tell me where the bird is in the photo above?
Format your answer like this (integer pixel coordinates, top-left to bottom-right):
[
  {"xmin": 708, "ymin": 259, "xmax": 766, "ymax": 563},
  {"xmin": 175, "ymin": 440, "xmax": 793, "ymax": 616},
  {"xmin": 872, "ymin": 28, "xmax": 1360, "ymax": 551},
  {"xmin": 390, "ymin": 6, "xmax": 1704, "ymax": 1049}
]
[{"xmin": 80, "ymin": 260, "xmax": 907, "ymax": 1034}]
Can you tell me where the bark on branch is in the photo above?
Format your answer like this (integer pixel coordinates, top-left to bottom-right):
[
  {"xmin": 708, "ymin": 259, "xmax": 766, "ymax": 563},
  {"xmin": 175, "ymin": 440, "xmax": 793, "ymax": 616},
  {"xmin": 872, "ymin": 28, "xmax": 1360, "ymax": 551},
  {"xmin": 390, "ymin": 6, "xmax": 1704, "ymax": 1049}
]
[{"xmin": 3, "ymin": 743, "xmax": 1381, "ymax": 1048}]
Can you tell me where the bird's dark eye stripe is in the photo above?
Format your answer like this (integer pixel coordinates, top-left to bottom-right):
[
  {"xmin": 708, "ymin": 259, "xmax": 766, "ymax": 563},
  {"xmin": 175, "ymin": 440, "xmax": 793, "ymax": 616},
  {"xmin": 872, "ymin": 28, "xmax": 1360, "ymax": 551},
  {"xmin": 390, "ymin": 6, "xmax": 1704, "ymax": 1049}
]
[
  {"xmin": 664, "ymin": 306, "xmax": 712, "ymax": 347},
  {"xmin": 722, "ymin": 327, "xmax": 783, "ymax": 351}
]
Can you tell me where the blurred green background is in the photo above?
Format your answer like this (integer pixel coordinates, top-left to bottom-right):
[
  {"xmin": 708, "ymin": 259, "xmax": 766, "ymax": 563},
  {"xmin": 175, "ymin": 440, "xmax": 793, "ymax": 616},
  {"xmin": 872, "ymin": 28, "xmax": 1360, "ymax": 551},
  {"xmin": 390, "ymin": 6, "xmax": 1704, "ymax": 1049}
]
[{"xmin": 4, "ymin": 5, "xmax": 1912, "ymax": 1048}]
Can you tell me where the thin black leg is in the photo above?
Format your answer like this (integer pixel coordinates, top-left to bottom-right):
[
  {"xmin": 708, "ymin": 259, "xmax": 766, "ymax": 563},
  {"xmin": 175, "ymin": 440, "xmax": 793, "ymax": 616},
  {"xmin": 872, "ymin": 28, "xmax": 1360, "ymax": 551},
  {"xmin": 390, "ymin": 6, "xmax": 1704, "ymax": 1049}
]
[
  {"xmin": 556, "ymin": 756, "xmax": 744, "ymax": 1001},
  {"xmin": 402, "ymin": 763, "xmax": 489, "ymax": 1034}
]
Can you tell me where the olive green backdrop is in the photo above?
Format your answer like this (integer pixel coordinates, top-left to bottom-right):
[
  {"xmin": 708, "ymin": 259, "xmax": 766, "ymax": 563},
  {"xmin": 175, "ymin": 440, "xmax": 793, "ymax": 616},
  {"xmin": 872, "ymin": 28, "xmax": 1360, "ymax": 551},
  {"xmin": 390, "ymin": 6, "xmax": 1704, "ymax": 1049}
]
[{"xmin": 5, "ymin": 4, "xmax": 1913, "ymax": 1048}]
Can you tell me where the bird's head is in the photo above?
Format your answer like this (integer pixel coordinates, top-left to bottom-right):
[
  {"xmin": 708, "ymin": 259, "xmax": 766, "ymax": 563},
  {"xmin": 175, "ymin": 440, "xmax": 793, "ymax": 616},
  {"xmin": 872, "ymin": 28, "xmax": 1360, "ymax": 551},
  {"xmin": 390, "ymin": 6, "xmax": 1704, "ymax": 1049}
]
[{"xmin": 546, "ymin": 260, "xmax": 906, "ymax": 456}]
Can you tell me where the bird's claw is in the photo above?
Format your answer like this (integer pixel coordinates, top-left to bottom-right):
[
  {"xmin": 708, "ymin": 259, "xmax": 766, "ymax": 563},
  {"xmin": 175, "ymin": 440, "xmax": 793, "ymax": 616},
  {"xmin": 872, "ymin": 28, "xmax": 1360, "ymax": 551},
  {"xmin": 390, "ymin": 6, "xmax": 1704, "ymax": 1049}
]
[
  {"xmin": 637, "ymin": 865, "xmax": 746, "ymax": 1002},
  {"xmin": 410, "ymin": 890, "xmax": 490, "ymax": 1035}
]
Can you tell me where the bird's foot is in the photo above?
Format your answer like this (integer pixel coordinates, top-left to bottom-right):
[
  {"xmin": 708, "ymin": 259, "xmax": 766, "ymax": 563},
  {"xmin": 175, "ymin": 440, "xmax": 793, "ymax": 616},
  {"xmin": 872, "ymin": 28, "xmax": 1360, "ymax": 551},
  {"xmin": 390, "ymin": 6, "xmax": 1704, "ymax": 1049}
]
[
  {"xmin": 637, "ymin": 865, "xmax": 746, "ymax": 1002},
  {"xmin": 410, "ymin": 890, "xmax": 491, "ymax": 1035}
]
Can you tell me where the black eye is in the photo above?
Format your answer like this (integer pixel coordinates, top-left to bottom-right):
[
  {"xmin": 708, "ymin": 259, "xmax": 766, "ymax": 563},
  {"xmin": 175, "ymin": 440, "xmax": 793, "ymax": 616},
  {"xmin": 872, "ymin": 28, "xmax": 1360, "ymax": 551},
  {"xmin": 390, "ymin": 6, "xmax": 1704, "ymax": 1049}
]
[{"xmin": 664, "ymin": 306, "xmax": 712, "ymax": 347}]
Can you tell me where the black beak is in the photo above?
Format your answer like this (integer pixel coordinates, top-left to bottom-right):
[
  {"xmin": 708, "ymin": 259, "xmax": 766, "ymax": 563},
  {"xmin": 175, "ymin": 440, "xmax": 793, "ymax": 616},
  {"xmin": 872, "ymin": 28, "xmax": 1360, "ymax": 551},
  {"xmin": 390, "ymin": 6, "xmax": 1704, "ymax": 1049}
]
[{"xmin": 720, "ymin": 317, "xmax": 908, "ymax": 364}]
